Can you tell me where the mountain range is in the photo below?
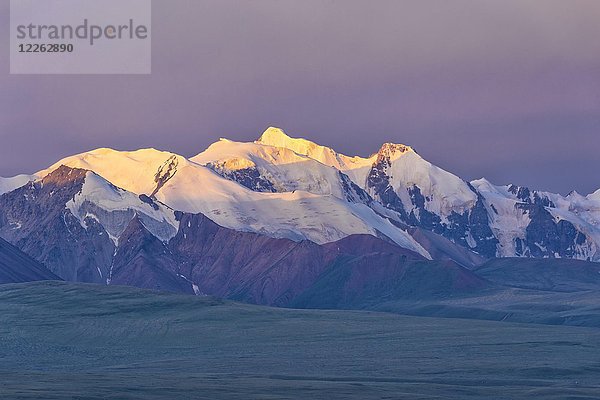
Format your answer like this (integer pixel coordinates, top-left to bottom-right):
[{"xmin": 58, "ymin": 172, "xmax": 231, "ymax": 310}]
[{"xmin": 1, "ymin": 127, "xmax": 599, "ymax": 306}]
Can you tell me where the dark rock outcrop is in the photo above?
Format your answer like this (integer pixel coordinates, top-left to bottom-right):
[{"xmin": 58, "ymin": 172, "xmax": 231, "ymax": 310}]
[
  {"xmin": 515, "ymin": 203, "xmax": 587, "ymax": 258},
  {"xmin": 339, "ymin": 171, "xmax": 372, "ymax": 204},
  {"xmin": 151, "ymin": 155, "xmax": 179, "ymax": 197},
  {"xmin": 508, "ymin": 184, "xmax": 555, "ymax": 207},
  {"xmin": 366, "ymin": 151, "xmax": 409, "ymax": 220},
  {"xmin": 205, "ymin": 163, "xmax": 277, "ymax": 193}
]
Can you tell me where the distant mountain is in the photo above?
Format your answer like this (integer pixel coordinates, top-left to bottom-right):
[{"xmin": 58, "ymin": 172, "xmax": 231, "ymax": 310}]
[
  {"xmin": 474, "ymin": 257, "xmax": 600, "ymax": 292},
  {"xmin": 290, "ymin": 257, "xmax": 488, "ymax": 310},
  {"xmin": 0, "ymin": 126, "xmax": 599, "ymax": 303},
  {"xmin": 472, "ymin": 179, "xmax": 598, "ymax": 260},
  {"xmin": 257, "ymin": 128, "xmax": 599, "ymax": 261},
  {"xmin": 0, "ymin": 236, "xmax": 58, "ymax": 284}
]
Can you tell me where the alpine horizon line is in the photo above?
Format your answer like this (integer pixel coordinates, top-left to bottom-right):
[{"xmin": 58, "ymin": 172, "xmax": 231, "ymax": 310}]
[{"xmin": 1, "ymin": 126, "xmax": 599, "ymax": 269}]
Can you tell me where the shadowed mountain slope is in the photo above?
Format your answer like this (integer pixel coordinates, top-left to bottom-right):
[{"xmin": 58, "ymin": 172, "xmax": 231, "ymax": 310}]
[
  {"xmin": 0, "ymin": 237, "xmax": 59, "ymax": 284},
  {"xmin": 475, "ymin": 257, "xmax": 600, "ymax": 292}
]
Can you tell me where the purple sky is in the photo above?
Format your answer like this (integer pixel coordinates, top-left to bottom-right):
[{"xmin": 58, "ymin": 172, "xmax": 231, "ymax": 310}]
[{"xmin": 1, "ymin": 0, "xmax": 599, "ymax": 194}]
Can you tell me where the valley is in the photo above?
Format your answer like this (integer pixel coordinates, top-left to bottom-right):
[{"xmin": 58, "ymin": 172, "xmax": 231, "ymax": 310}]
[{"xmin": 1, "ymin": 282, "xmax": 599, "ymax": 400}]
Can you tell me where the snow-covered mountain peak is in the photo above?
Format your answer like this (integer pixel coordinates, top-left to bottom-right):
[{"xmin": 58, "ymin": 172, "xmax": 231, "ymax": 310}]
[
  {"xmin": 195, "ymin": 136, "xmax": 310, "ymax": 167},
  {"xmin": 192, "ymin": 138, "xmax": 367, "ymax": 199},
  {"xmin": 255, "ymin": 127, "xmax": 374, "ymax": 184},
  {"xmin": 566, "ymin": 190, "xmax": 586, "ymax": 201},
  {"xmin": 372, "ymin": 147, "xmax": 478, "ymax": 215},
  {"xmin": 255, "ymin": 127, "xmax": 478, "ymax": 218},
  {"xmin": 37, "ymin": 147, "xmax": 189, "ymax": 196},
  {"xmin": 256, "ymin": 126, "xmax": 340, "ymax": 163},
  {"xmin": 257, "ymin": 126, "xmax": 292, "ymax": 143},
  {"xmin": 375, "ymin": 143, "xmax": 414, "ymax": 161},
  {"xmin": 470, "ymin": 178, "xmax": 495, "ymax": 190}
]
